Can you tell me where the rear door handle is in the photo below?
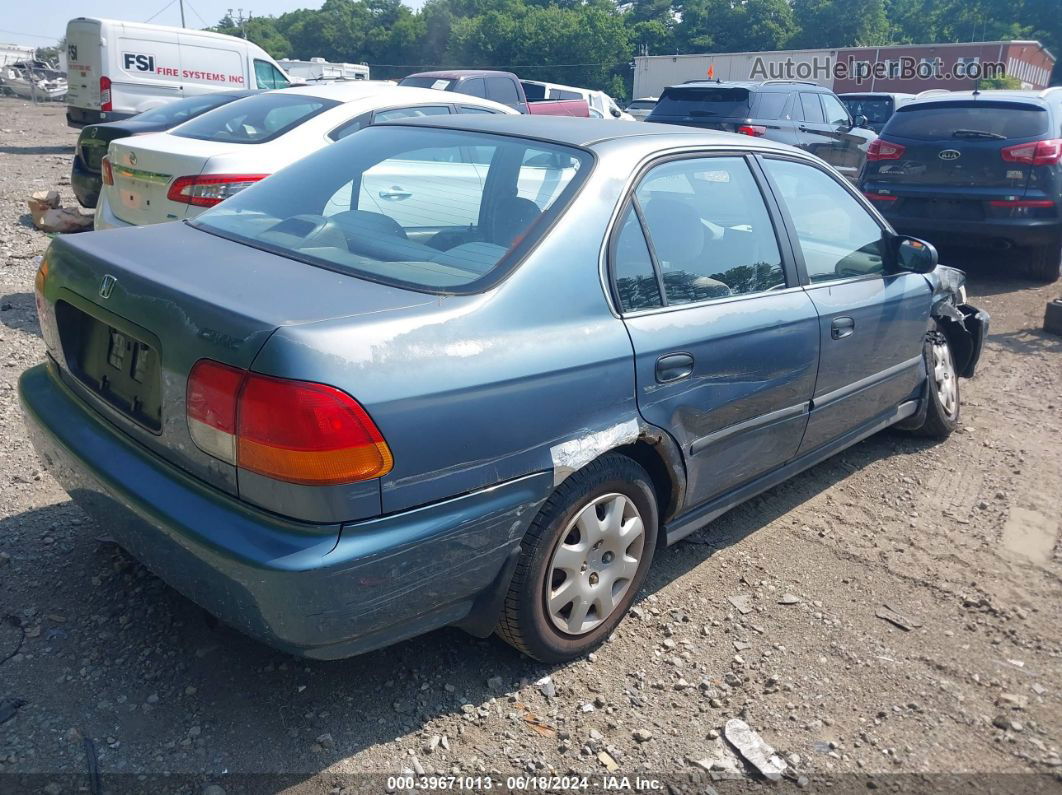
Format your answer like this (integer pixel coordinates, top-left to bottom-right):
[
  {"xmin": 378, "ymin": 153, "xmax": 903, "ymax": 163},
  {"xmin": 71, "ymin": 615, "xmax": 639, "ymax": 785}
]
[
  {"xmin": 656, "ymin": 353, "xmax": 694, "ymax": 383},
  {"xmin": 831, "ymin": 316, "xmax": 855, "ymax": 339},
  {"xmin": 379, "ymin": 188, "xmax": 412, "ymax": 200}
]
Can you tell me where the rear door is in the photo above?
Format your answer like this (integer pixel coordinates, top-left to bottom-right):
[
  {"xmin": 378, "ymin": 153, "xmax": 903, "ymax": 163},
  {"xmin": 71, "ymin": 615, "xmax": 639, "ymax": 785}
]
[
  {"xmin": 178, "ymin": 35, "xmax": 247, "ymax": 96},
  {"xmin": 615, "ymin": 154, "xmax": 820, "ymax": 506},
  {"xmin": 761, "ymin": 156, "xmax": 931, "ymax": 454},
  {"xmin": 65, "ymin": 19, "xmax": 103, "ymax": 111},
  {"xmin": 797, "ymin": 92, "xmax": 859, "ymax": 177},
  {"xmin": 862, "ymin": 101, "xmax": 1052, "ymax": 220}
]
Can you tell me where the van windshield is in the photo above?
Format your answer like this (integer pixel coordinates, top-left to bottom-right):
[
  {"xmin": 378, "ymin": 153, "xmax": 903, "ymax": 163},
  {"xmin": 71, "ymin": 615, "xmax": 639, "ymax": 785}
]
[
  {"xmin": 191, "ymin": 125, "xmax": 592, "ymax": 292},
  {"xmin": 171, "ymin": 93, "xmax": 339, "ymax": 144}
]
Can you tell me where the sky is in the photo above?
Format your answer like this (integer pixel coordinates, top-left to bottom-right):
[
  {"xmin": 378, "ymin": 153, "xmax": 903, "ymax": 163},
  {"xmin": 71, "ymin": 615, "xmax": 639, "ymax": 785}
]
[{"xmin": 3, "ymin": 0, "xmax": 425, "ymax": 49}]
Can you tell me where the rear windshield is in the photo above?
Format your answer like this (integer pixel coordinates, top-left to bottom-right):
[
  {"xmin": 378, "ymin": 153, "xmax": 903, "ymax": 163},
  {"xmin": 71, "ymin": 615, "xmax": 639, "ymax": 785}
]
[
  {"xmin": 191, "ymin": 126, "xmax": 592, "ymax": 292},
  {"xmin": 522, "ymin": 82, "xmax": 546, "ymax": 101},
  {"xmin": 885, "ymin": 102, "xmax": 1049, "ymax": 140},
  {"xmin": 399, "ymin": 76, "xmax": 456, "ymax": 91},
  {"xmin": 652, "ymin": 86, "xmax": 751, "ymax": 119},
  {"xmin": 841, "ymin": 97, "xmax": 893, "ymax": 124},
  {"xmin": 171, "ymin": 93, "xmax": 339, "ymax": 144},
  {"xmin": 133, "ymin": 93, "xmax": 245, "ymax": 126}
]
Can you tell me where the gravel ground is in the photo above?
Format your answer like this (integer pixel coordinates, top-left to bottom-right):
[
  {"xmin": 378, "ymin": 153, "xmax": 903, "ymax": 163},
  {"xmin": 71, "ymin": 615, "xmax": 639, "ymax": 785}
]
[{"xmin": 0, "ymin": 96, "xmax": 1060, "ymax": 794}]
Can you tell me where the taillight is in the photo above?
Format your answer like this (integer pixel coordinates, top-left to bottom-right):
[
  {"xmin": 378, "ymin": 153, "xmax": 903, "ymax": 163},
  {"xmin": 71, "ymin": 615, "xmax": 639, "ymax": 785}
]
[
  {"xmin": 1000, "ymin": 138, "xmax": 1062, "ymax": 166},
  {"xmin": 864, "ymin": 192, "xmax": 897, "ymax": 202},
  {"xmin": 100, "ymin": 76, "xmax": 111, "ymax": 112},
  {"xmin": 166, "ymin": 174, "xmax": 268, "ymax": 207},
  {"xmin": 34, "ymin": 255, "xmax": 49, "ymax": 319},
  {"xmin": 988, "ymin": 198, "xmax": 1055, "ymax": 208},
  {"xmin": 866, "ymin": 139, "xmax": 906, "ymax": 161},
  {"xmin": 736, "ymin": 124, "xmax": 766, "ymax": 137},
  {"xmin": 101, "ymin": 155, "xmax": 114, "ymax": 186},
  {"xmin": 186, "ymin": 360, "xmax": 393, "ymax": 485}
]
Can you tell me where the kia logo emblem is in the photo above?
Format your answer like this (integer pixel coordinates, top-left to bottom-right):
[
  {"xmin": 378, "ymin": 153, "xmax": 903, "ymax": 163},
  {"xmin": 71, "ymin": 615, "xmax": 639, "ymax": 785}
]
[
  {"xmin": 938, "ymin": 149, "xmax": 961, "ymax": 161},
  {"xmin": 99, "ymin": 274, "xmax": 117, "ymax": 299}
]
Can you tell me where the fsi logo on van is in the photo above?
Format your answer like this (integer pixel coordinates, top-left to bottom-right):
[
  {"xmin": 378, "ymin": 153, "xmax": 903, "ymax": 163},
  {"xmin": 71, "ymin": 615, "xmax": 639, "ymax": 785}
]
[{"xmin": 123, "ymin": 52, "xmax": 156, "ymax": 72}]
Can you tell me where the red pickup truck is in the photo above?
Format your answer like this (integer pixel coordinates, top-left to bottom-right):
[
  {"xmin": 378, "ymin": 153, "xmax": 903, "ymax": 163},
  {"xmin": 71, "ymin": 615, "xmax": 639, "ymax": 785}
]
[{"xmin": 398, "ymin": 70, "xmax": 590, "ymax": 117}]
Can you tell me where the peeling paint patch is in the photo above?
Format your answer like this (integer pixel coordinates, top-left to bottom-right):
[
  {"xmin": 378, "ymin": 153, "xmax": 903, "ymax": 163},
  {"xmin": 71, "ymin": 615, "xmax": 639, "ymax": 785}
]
[{"xmin": 550, "ymin": 419, "xmax": 639, "ymax": 486}]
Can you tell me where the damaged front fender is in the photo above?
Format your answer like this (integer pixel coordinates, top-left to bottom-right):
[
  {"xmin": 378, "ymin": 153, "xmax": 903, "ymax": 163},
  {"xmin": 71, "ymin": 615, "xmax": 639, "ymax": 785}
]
[{"xmin": 926, "ymin": 266, "xmax": 990, "ymax": 378}]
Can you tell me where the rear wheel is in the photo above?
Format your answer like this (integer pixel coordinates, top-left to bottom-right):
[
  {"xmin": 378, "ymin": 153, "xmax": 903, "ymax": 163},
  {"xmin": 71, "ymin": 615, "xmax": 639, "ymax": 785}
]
[
  {"xmin": 1026, "ymin": 242, "xmax": 1061, "ymax": 283},
  {"xmin": 496, "ymin": 454, "xmax": 658, "ymax": 662},
  {"xmin": 914, "ymin": 324, "xmax": 960, "ymax": 439}
]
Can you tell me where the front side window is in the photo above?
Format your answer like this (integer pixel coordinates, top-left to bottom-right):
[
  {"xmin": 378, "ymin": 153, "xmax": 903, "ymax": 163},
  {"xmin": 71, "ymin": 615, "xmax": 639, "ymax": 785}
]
[
  {"xmin": 192, "ymin": 126, "xmax": 590, "ymax": 291},
  {"xmin": 628, "ymin": 157, "xmax": 784, "ymax": 306},
  {"xmin": 172, "ymin": 93, "xmax": 338, "ymax": 144},
  {"xmin": 254, "ymin": 60, "xmax": 290, "ymax": 90},
  {"xmin": 821, "ymin": 94, "xmax": 851, "ymax": 126},
  {"xmin": 763, "ymin": 158, "xmax": 885, "ymax": 282}
]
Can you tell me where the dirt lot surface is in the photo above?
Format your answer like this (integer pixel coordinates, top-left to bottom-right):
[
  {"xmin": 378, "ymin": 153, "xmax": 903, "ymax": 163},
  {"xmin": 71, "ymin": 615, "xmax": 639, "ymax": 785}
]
[{"xmin": 0, "ymin": 97, "xmax": 1060, "ymax": 794}]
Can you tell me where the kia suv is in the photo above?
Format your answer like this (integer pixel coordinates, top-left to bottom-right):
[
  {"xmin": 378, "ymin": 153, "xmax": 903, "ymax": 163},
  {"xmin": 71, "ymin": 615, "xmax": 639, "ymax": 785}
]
[
  {"xmin": 860, "ymin": 88, "xmax": 1062, "ymax": 282},
  {"xmin": 645, "ymin": 80, "xmax": 877, "ymax": 182}
]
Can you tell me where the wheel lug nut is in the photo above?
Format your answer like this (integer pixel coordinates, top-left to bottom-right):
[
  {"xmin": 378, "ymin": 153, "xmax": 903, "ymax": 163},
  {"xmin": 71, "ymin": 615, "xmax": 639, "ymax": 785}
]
[
  {"xmin": 589, "ymin": 572, "xmax": 599, "ymax": 585},
  {"xmin": 602, "ymin": 551, "xmax": 614, "ymax": 564}
]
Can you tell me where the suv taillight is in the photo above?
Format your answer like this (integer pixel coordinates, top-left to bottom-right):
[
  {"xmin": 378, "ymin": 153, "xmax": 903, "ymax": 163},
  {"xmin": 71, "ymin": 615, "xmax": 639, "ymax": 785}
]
[
  {"xmin": 187, "ymin": 360, "xmax": 393, "ymax": 485},
  {"xmin": 866, "ymin": 139, "xmax": 905, "ymax": 161},
  {"xmin": 101, "ymin": 155, "xmax": 113, "ymax": 186},
  {"xmin": 737, "ymin": 124, "xmax": 766, "ymax": 137},
  {"xmin": 1001, "ymin": 138, "xmax": 1062, "ymax": 166},
  {"xmin": 100, "ymin": 76, "xmax": 111, "ymax": 112},
  {"xmin": 167, "ymin": 174, "xmax": 268, "ymax": 207}
]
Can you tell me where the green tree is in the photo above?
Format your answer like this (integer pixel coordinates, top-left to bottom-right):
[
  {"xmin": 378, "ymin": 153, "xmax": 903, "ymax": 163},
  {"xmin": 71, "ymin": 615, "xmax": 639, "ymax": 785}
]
[{"xmin": 791, "ymin": 0, "xmax": 890, "ymax": 48}]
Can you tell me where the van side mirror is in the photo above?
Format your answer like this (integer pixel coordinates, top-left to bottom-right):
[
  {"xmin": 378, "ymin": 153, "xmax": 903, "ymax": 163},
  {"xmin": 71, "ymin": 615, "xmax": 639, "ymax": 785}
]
[{"xmin": 891, "ymin": 235, "xmax": 938, "ymax": 274}]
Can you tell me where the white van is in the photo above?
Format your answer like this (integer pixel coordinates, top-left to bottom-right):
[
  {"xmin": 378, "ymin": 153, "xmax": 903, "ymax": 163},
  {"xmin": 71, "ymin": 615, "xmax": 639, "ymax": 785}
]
[
  {"xmin": 65, "ymin": 17, "xmax": 291, "ymax": 127},
  {"xmin": 519, "ymin": 80, "xmax": 633, "ymax": 120},
  {"xmin": 279, "ymin": 58, "xmax": 371, "ymax": 82}
]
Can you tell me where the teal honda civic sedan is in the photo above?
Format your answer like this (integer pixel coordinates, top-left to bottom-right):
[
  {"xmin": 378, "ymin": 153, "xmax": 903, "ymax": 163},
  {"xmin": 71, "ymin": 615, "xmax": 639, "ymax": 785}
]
[{"xmin": 21, "ymin": 116, "xmax": 986, "ymax": 661}]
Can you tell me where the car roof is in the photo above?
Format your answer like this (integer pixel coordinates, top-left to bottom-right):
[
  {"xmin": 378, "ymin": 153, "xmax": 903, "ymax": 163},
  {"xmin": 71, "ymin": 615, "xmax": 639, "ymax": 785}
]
[
  {"xmin": 904, "ymin": 89, "xmax": 1059, "ymax": 109},
  {"xmin": 675, "ymin": 80, "xmax": 829, "ymax": 93},
  {"xmin": 403, "ymin": 70, "xmax": 513, "ymax": 80},
  {"xmin": 377, "ymin": 114, "xmax": 798, "ymax": 152},
  {"xmin": 839, "ymin": 92, "xmax": 916, "ymax": 99},
  {"xmin": 265, "ymin": 83, "xmax": 508, "ymax": 109}
]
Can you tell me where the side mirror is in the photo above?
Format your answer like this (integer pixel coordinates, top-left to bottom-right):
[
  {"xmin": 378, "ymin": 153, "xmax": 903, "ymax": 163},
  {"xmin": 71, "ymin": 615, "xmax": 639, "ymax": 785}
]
[
  {"xmin": 892, "ymin": 235, "xmax": 938, "ymax": 274},
  {"xmin": 854, "ymin": 114, "xmax": 868, "ymax": 128}
]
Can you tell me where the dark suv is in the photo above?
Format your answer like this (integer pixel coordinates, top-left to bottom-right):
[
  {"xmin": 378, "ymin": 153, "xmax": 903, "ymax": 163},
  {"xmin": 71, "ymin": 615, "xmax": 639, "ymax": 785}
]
[
  {"xmin": 860, "ymin": 89, "xmax": 1062, "ymax": 282},
  {"xmin": 645, "ymin": 80, "xmax": 877, "ymax": 181}
]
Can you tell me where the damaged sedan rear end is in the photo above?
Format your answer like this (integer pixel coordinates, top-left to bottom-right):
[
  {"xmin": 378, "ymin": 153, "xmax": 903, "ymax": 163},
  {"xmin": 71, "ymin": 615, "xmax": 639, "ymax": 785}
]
[{"xmin": 22, "ymin": 116, "xmax": 987, "ymax": 662}]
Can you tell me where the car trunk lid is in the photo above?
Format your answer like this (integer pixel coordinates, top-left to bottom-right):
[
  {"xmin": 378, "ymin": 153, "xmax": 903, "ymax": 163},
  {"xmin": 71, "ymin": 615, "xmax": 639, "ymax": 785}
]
[
  {"xmin": 40, "ymin": 222, "xmax": 433, "ymax": 501},
  {"xmin": 106, "ymin": 134, "xmax": 231, "ymax": 225}
]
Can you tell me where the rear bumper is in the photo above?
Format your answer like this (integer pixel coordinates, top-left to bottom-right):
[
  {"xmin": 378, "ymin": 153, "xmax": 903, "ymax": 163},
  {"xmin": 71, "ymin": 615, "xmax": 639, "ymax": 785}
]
[
  {"xmin": 887, "ymin": 215, "xmax": 1061, "ymax": 249},
  {"xmin": 92, "ymin": 190, "xmax": 131, "ymax": 230},
  {"xmin": 19, "ymin": 361, "xmax": 551, "ymax": 659},
  {"xmin": 71, "ymin": 156, "xmax": 100, "ymax": 209}
]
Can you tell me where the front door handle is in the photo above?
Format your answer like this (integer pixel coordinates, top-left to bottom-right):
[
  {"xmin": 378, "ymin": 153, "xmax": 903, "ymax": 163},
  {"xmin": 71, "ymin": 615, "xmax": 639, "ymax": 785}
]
[
  {"xmin": 831, "ymin": 316, "xmax": 855, "ymax": 340},
  {"xmin": 656, "ymin": 353, "xmax": 694, "ymax": 383},
  {"xmin": 379, "ymin": 188, "xmax": 412, "ymax": 200}
]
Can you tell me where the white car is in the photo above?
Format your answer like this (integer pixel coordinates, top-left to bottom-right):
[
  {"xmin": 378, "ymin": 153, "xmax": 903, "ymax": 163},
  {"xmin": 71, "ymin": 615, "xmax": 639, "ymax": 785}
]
[{"xmin": 95, "ymin": 83, "xmax": 516, "ymax": 229}]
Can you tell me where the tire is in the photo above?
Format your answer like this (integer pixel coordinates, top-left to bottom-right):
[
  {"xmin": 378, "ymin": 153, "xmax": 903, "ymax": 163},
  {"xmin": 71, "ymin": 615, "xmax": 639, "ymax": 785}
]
[
  {"xmin": 914, "ymin": 324, "xmax": 960, "ymax": 439},
  {"xmin": 496, "ymin": 453, "xmax": 659, "ymax": 662},
  {"xmin": 1026, "ymin": 242, "xmax": 1061, "ymax": 283}
]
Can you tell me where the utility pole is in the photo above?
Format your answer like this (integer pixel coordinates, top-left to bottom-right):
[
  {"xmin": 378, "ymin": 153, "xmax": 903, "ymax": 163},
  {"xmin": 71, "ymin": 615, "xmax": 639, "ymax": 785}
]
[{"xmin": 179, "ymin": 0, "xmax": 186, "ymax": 27}]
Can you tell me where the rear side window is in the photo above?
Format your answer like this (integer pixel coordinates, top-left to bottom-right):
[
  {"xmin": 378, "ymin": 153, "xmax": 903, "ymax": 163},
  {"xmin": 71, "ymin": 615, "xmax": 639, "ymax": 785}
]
[
  {"xmin": 612, "ymin": 205, "xmax": 663, "ymax": 312},
  {"xmin": 254, "ymin": 60, "xmax": 289, "ymax": 89},
  {"xmin": 374, "ymin": 105, "xmax": 451, "ymax": 123},
  {"xmin": 753, "ymin": 92, "xmax": 789, "ymax": 120},
  {"xmin": 455, "ymin": 78, "xmax": 485, "ymax": 99},
  {"xmin": 550, "ymin": 89, "xmax": 583, "ymax": 101},
  {"xmin": 821, "ymin": 94, "xmax": 851, "ymax": 125},
  {"xmin": 459, "ymin": 106, "xmax": 500, "ymax": 115},
  {"xmin": 173, "ymin": 93, "xmax": 338, "ymax": 143},
  {"xmin": 652, "ymin": 87, "xmax": 752, "ymax": 119},
  {"xmin": 628, "ymin": 156, "xmax": 784, "ymax": 306},
  {"xmin": 485, "ymin": 77, "xmax": 520, "ymax": 106},
  {"xmin": 884, "ymin": 103, "xmax": 1049, "ymax": 140},
  {"xmin": 800, "ymin": 93, "xmax": 825, "ymax": 123}
]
